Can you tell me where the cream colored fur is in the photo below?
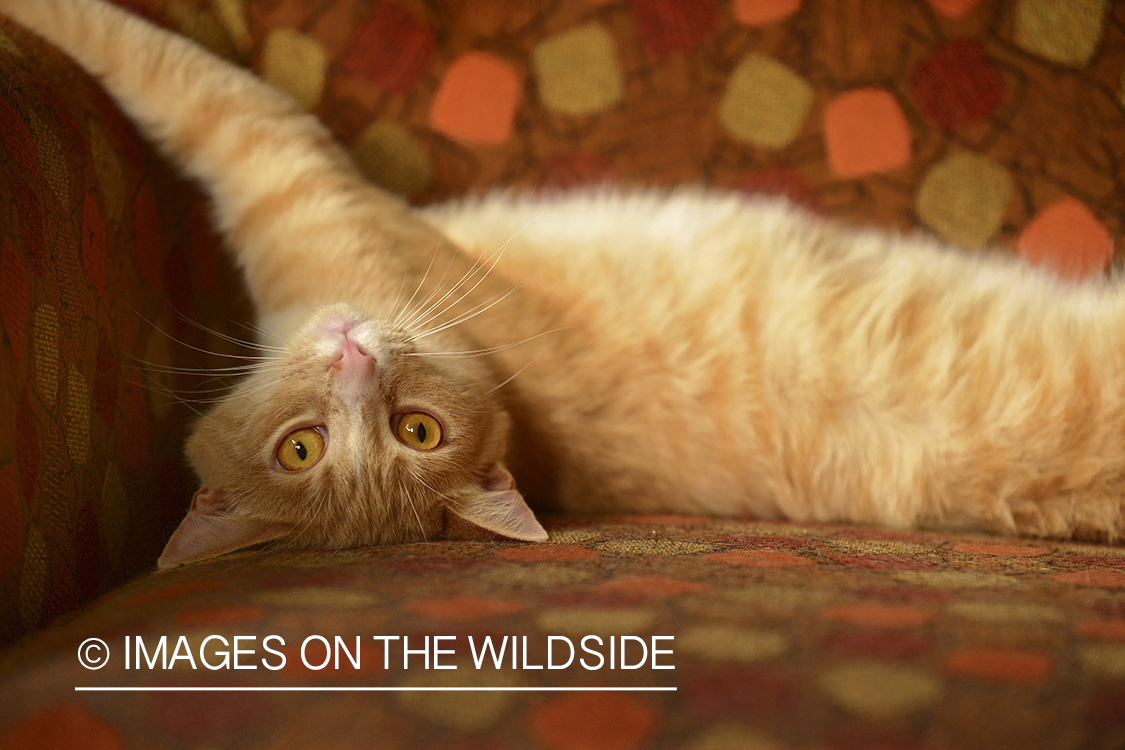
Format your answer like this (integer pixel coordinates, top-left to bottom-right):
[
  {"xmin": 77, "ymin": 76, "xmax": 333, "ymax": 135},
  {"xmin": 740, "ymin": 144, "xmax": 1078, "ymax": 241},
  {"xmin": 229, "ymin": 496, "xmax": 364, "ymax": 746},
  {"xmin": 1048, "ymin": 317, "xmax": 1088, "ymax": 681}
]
[{"xmin": 4, "ymin": 0, "xmax": 1122, "ymax": 567}]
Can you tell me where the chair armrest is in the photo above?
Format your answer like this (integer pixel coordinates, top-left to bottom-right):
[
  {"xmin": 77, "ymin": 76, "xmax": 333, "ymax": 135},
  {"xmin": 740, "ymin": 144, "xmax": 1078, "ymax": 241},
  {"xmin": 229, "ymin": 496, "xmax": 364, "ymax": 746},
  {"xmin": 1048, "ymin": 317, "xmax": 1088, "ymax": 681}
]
[{"xmin": 0, "ymin": 18, "xmax": 249, "ymax": 646}]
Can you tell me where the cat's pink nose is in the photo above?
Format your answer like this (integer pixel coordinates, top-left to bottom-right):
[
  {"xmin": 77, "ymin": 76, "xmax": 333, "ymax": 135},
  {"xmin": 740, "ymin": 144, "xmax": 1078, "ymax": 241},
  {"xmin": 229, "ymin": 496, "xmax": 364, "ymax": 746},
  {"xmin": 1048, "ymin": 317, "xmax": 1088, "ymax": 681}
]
[{"xmin": 330, "ymin": 330, "xmax": 374, "ymax": 374}]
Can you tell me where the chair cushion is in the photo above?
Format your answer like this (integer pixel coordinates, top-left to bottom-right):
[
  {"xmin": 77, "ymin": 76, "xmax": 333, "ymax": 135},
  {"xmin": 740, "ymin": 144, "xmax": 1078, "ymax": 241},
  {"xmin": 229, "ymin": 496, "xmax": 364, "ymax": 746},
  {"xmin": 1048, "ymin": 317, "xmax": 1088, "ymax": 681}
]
[{"xmin": 0, "ymin": 518, "xmax": 1123, "ymax": 748}]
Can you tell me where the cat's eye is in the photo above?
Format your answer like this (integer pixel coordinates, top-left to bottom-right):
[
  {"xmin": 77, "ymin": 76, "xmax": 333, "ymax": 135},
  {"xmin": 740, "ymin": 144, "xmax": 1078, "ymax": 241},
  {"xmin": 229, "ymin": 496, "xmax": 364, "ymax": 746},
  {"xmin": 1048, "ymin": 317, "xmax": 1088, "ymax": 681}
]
[
  {"xmin": 395, "ymin": 412, "xmax": 443, "ymax": 451},
  {"xmin": 276, "ymin": 427, "xmax": 326, "ymax": 471}
]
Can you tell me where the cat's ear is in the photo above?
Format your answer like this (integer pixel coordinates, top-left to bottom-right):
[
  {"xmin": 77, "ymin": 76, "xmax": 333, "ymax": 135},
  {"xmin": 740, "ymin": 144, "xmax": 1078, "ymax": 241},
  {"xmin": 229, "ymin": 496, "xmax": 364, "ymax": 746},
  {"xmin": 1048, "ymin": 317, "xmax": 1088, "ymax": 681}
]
[
  {"xmin": 157, "ymin": 486, "xmax": 290, "ymax": 569},
  {"xmin": 444, "ymin": 464, "xmax": 547, "ymax": 542}
]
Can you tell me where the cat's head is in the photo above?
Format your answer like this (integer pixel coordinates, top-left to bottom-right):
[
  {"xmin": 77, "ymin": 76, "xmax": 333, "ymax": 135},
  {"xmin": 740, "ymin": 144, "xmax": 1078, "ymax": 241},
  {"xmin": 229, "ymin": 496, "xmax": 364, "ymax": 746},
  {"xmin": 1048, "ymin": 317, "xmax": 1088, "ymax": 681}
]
[{"xmin": 158, "ymin": 303, "xmax": 545, "ymax": 568}]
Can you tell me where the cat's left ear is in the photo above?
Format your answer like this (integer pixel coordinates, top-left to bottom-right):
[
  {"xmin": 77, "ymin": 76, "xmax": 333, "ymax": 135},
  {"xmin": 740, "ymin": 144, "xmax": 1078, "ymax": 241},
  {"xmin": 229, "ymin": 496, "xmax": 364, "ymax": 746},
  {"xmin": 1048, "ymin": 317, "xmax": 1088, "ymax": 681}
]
[{"xmin": 444, "ymin": 463, "xmax": 547, "ymax": 542}]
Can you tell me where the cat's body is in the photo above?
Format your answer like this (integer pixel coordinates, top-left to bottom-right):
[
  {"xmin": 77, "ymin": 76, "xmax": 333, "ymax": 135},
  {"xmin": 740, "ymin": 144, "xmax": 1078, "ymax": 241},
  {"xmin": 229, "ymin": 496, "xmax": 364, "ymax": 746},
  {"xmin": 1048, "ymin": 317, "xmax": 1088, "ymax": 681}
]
[
  {"xmin": 432, "ymin": 190, "xmax": 1125, "ymax": 533},
  {"xmin": 4, "ymin": 0, "xmax": 1124, "ymax": 567}
]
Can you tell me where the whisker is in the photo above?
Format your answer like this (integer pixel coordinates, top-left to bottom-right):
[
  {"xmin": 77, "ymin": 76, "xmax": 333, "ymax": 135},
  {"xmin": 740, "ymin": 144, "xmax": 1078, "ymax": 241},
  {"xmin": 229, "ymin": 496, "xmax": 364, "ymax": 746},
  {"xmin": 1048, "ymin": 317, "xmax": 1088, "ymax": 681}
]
[
  {"xmin": 161, "ymin": 380, "xmax": 251, "ymax": 396},
  {"xmin": 127, "ymin": 359, "xmax": 270, "ymax": 375},
  {"xmin": 392, "ymin": 239, "xmax": 444, "ymax": 329},
  {"xmin": 400, "ymin": 245, "xmax": 500, "ymax": 334},
  {"xmin": 142, "ymin": 337, "xmax": 273, "ymax": 361},
  {"xmin": 126, "ymin": 303, "xmax": 282, "ymax": 362},
  {"xmin": 173, "ymin": 310, "xmax": 286, "ymax": 352},
  {"xmin": 232, "ymin": 319, "xmax": 281, "ymax": 343},
  {"xmin": 295, "ymin": 485, "xmax": 329, "ymax": 542},
  {"xmin": 386, "ymin": 274, "xmax": 411, "ymax": 330},
  {"xmin": 124, "ymin": 354, "xmax": 285, "ymax": 396},
  {"xmin": 409, "ymin": 271, "xmax": 534, "ymax": 342},
  {"xmin": 399, "ymin": 474, "xmax": 428, "ymax": 542},
  {"xmin": 401, "ymin": 210, "xmax": 541, "ymax": 335},
  {"xmin": 125, "ymin": 374, "xmax": 206, "ymax": 418},
  {"xmin": 487, "ymin": 351, "xmax": 544, "ymax": 394},
  {"xmin": 130, "ymin": 300, "xmax": 280, "ymax": 354},
  {"xmin": 155, "ymin": 372, "xmax": 291, "ymax": 405},
  {"xmin": 404, "ymin": 233, "xmax": 519, "ymax": 335},
  {"xmin": 406, "ymin": 326, "xmax": 571, "ymax": 358},
  {"xmin": 398, "ymin": 243, "xmax": 464, "ymax": 332}
]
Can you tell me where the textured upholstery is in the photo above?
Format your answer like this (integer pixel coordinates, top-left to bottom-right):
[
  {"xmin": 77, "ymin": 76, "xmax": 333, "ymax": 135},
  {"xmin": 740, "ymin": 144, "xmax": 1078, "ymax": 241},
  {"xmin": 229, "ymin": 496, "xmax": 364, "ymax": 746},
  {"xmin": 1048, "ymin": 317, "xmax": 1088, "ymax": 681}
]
[
  {"xmin": 2, "ymin": 1, "xmax": 1125, "ymax": 748},
  {"xmin": 0, "ymin": 12, "xmax": 249, "ymax": 645},
  {"xmin": 2, "ymin": 519, "xmax": 1125, "ymax": 748}
]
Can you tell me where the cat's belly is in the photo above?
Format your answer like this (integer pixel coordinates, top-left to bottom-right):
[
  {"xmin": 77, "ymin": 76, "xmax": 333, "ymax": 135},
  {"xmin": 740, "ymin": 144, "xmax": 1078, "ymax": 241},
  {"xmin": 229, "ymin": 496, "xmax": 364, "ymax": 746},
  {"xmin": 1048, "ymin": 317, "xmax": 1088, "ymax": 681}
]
[
  {"xmin": 495, "ymin": 319, "xmax": 791, "ymax": 522},
  {"xmin": 431, "ymin": 189, "xmax": 1125, "ymax": 541}
]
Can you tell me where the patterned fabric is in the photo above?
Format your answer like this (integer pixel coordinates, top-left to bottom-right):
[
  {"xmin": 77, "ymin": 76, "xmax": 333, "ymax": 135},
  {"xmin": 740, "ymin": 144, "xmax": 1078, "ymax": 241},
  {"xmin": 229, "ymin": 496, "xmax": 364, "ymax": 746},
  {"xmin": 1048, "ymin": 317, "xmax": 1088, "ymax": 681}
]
[
  {"xmin": 185, "ymin": 0, "xmax": 1124, "ymax": 277},
  {"xmin": 2, "ymin": 0, "xmax": 1125, "ymax": 745},
  {"xmin": 1, "ymin": 519, "xmax": 1124, "ymax": 749},
  {"xmin": 0, "ymin": 17, "xmax": 249, "ymax": 645}
]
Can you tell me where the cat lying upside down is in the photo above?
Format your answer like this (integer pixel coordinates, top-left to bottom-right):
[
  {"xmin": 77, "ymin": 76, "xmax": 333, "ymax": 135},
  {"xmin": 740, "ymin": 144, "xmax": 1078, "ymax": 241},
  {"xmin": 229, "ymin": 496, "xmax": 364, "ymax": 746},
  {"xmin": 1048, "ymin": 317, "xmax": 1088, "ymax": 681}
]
[{"xmin": 3, "ymin": 0, "xmax": 1124, "ymax": 569}]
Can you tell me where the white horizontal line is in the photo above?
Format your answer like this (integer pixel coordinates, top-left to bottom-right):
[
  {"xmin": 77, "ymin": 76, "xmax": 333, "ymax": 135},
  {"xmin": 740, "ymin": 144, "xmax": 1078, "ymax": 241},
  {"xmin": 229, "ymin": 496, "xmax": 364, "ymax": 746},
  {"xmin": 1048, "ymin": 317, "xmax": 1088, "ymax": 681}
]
[{"xmin": 75, "ymin": 686, "xmax": 677, "ymax": 692}]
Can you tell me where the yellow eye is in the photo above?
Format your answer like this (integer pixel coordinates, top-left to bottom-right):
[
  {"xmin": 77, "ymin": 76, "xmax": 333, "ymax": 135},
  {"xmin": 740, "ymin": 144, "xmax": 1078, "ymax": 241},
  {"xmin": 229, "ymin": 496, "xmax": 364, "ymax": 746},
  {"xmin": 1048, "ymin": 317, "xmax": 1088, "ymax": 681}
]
[
  {"xmin": 396, "ymin": 412, "xmax": 443, "ymax": 451},
  {"xmin": 276, "ymin": 427, "xmax": 326, "ymax": 471}
]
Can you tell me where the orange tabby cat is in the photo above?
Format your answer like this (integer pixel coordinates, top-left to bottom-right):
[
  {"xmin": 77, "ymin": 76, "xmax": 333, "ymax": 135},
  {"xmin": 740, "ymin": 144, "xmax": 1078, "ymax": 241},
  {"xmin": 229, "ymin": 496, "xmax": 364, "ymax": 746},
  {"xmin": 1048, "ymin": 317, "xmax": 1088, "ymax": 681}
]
[{"xmin": 3, "ymin": 0, "xmax": 1123, "ymax": 568}]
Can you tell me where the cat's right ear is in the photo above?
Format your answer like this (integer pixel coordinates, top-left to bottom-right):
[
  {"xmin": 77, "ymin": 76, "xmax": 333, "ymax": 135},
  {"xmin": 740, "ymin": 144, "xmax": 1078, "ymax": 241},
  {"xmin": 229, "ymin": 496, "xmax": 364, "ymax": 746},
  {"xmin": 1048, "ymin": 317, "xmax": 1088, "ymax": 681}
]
[
  {"xmin": 443, "ymin": 464, "xmax": 548, "ymax": 542},
  {"xmin": 157, "ymin": 486, "xmax": 290, "ymax": 569}
]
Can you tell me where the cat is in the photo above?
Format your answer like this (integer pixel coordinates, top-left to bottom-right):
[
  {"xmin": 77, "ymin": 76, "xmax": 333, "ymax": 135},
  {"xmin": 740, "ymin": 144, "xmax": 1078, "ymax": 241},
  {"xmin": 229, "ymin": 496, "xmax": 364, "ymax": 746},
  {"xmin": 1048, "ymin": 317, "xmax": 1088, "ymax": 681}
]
[{"xmin": 3, "ymin": 0, "xmax": 1124, "ymax": 569}]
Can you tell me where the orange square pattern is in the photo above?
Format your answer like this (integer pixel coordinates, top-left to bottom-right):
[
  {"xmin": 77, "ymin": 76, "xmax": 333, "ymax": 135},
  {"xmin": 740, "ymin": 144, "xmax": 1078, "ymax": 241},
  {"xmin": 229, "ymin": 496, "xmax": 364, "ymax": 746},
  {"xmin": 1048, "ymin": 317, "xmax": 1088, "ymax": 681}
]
[
  {"xmin": 429, "ymin": 52, "xmax": 523, "ymax": 146},
  {"xmin": 823, "ymin": 88, "xmax": 913, "ymax": 179}
]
